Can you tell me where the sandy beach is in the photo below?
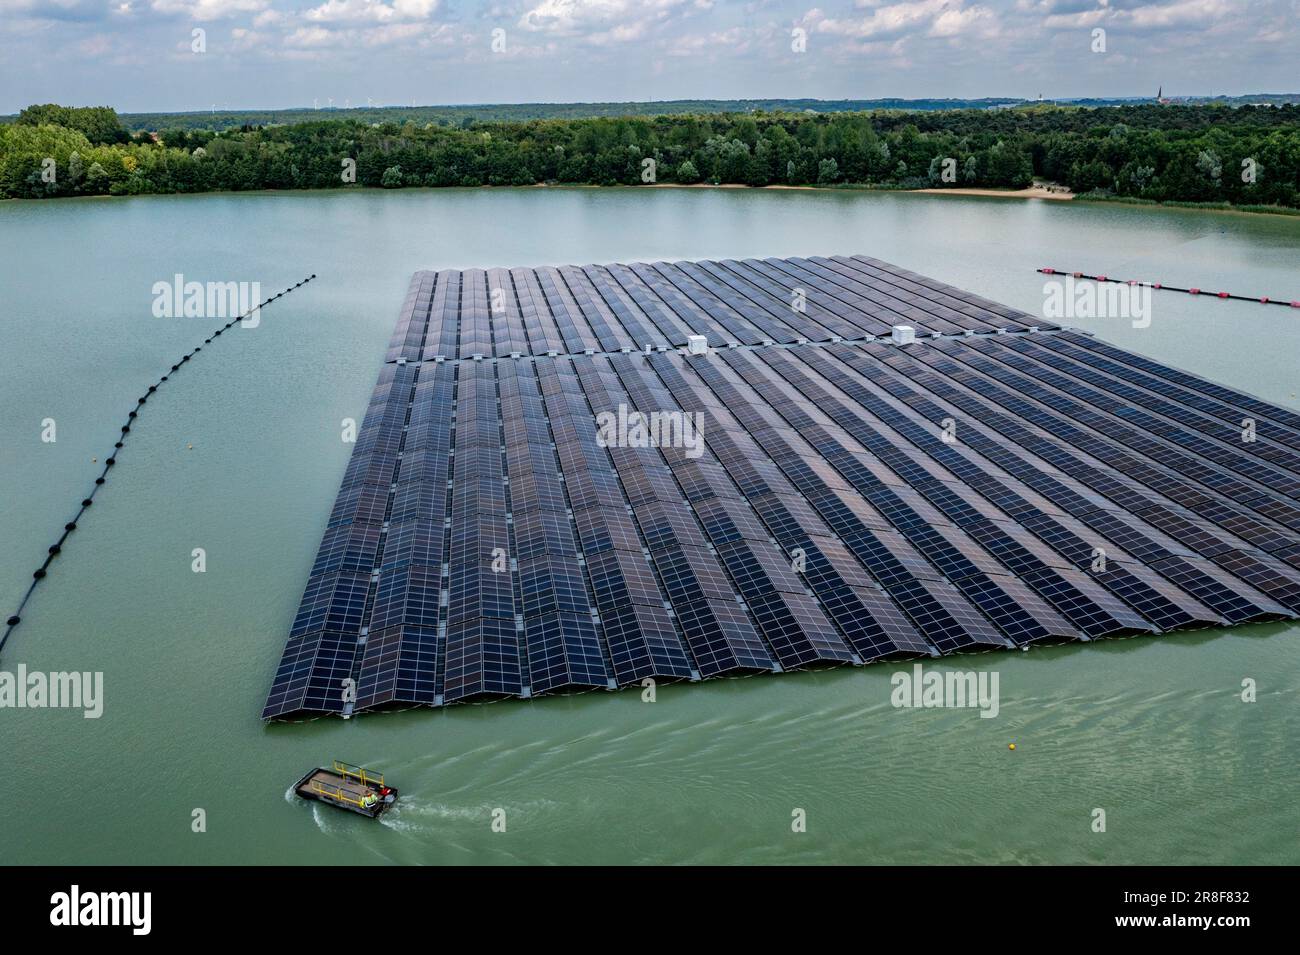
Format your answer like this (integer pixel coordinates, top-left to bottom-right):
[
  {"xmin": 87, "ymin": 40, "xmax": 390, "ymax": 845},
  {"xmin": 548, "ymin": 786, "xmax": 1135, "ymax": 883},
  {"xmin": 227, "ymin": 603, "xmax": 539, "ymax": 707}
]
[{"xmin": 912, "ymin": 184, "xmax": 1075, "ymax": 200}]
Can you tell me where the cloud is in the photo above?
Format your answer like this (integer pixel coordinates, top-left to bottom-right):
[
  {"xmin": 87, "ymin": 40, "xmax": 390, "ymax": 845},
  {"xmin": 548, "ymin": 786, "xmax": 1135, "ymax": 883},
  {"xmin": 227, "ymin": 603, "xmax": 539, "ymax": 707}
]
[
  {"xmin": 1, "ymin": 0, "xmax": 1297, "ymax": 112},
  {"xmin": 78, "ymin": 32, "xmax": 116, "ymax": 55},
  {"xmin": 303, "ymin": 0, "xmax": 440, "ymax": 24},
  {"xmin": 806, "ymin": 0, "xmax": 998, "ymax": 39},
  {"xmin": 1015, "ymin": 0, "xmax": 1104, "ymax": 12},
  {"xmin": 284, "ymin": 17, "xmax": 440, "ymax": 49},
  {"xmin": 1030, "ymin": 0, "xmax": 1241, "ymax": 35},
  {"xmin": 282, "ymin": 24, "xmax": 337, "ymax": 46},
  {"xmin": 149, "ymin": 0, "xmax": 271, "ymax": 21},
  {"xmin": 1042, "ymin": 6, "xmax": 1109, "ymax": 26},
  {"xmin": 664, "ymin": 24, "xmax": 768, "ymax": 56},
  {"xmin": 1124, "ymin": 0, "xmax": 1231, "ymax": 28},
  {"xmin": 518, "ymin": 0, "xmax": 695, "ymax": 39},
  {"xmin": 930, "ymin": 3, "xmax": 995, "ymax": 34},
  {"xmin": 0, "ymin": 0, "xmax": 111, "ymax": 21}
]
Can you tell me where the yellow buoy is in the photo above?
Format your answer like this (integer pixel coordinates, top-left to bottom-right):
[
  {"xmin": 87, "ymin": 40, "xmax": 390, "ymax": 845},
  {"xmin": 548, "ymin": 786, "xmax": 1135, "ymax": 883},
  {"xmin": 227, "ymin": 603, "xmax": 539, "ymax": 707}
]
[{"xmin": 1008, "ymin": 743, "xmax": 1016, "ymax": 750}]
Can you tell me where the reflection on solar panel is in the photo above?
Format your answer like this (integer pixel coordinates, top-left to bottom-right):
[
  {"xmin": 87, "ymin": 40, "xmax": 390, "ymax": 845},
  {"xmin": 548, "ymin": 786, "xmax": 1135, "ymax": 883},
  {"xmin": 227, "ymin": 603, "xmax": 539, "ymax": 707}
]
[{"xmin": 261, "ymin": 255, "xmax": 1300, "ymax": 719}]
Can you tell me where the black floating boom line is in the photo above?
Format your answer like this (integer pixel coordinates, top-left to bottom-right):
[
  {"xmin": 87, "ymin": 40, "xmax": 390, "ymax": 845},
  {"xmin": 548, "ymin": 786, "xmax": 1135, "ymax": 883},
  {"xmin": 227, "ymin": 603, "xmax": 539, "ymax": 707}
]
[
  {"xmin": 0, "ymin": 273, "xmax": 318, "ymax": 659},
  {"xmin": 1038, "ymin": 268, "xmax": 1300, "ymax": 307}
]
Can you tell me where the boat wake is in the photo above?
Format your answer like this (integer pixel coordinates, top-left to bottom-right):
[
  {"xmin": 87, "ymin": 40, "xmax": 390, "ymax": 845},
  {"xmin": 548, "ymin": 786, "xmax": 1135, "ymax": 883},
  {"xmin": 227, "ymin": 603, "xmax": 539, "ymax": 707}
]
[
  {"xmin": 377, "ymin": 799, "xmax": 474, "ymax": 833},
  {"xmin": 285, "ymin": 784, "xmax": 341, "ymax": 833},
  {"xmin": 310, "ymin": 802, "xmax": 337, "ymax": 833},
  {"xmin": 378, "ymin": 797, "xmax": 561, "ymax": 834}
]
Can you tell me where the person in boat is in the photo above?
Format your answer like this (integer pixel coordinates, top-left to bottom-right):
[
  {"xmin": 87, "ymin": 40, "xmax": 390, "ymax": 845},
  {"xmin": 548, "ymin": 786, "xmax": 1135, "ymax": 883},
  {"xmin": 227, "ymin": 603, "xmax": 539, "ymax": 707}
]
[{"xmin": 361, "ymin": 791, "xmax": 379, "ymax": 810}]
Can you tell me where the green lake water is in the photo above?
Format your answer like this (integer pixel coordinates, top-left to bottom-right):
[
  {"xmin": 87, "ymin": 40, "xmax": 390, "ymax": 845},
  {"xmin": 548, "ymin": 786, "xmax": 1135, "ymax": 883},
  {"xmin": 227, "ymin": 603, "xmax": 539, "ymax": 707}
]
[{"xmin": 1, "ymin": 187, "xmax": 1297, "ymax": 864}]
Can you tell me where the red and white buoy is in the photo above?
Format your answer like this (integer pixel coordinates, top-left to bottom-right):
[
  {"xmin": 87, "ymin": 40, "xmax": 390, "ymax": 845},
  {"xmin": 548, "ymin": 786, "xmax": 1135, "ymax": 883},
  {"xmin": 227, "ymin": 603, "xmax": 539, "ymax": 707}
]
[{"xmin": 1036, "ymin": 268, "xmax": 1293, "ymax": 308}]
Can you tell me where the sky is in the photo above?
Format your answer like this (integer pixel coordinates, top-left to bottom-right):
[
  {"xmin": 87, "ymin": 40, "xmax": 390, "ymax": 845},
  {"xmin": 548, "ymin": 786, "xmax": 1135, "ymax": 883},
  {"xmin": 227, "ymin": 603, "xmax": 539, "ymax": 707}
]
[{"xmin": 1, "ymin": 0, "xmax": 1297, "ymax": 114}]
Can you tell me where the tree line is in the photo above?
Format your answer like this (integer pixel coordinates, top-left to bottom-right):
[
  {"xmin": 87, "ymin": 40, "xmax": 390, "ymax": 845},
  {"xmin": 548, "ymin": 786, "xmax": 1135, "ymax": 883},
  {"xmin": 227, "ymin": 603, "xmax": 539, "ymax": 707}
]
[
  {"xmin": 15, "ymin": 96, "xmax": 1292, "ymax": 135},
  {"xmin": 2, "ymin": 103, "xmax": 1298, "ymax": 209},
  {"xmin": 108, "ymin": 98, "xmax": 1026, "ymax": 133}
]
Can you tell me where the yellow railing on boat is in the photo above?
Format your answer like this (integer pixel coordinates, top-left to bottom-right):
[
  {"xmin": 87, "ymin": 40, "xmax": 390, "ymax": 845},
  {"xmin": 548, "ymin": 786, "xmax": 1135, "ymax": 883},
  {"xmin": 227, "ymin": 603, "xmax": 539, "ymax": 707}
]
[
  {"xmin": 312, "ymin": 781, "xmax": 368, "ymax": 809},
  {"xmin": 332, "ymin": 760, "xmax": 383, "ymax": 788}
]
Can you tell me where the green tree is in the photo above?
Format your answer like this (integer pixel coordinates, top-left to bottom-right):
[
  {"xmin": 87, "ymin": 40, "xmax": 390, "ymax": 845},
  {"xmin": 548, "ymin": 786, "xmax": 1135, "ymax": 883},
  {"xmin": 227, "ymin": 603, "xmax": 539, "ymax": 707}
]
[
  {"xmin": 16, "ymin": 104, "xmax": 128, "ymax": 144},
  {"xmin": 3, "ymin": 101, "xmax": 1298, "ymax": 209}
]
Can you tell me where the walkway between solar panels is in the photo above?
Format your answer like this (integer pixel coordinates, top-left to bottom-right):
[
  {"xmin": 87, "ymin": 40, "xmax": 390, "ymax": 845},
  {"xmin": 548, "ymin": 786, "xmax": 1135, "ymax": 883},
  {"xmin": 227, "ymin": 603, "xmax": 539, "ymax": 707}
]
[{"xmin": 384, "ymin": 323, "xmax": 1065, "ymax": 367}]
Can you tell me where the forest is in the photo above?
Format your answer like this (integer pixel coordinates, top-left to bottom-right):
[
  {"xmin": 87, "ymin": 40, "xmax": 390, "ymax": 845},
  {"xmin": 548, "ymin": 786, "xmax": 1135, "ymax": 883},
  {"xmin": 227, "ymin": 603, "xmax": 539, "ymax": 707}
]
[
  {"xmin": 112, "ymin": 98, "xmax": 1026, "ymax": 132},
  {"xmin": 45, "ymin": 94, "xmax": 1300, "ymax": 134},
  {"xmin": 2, "ymin": 102, "xmax": 1298, "ymax": 210}
]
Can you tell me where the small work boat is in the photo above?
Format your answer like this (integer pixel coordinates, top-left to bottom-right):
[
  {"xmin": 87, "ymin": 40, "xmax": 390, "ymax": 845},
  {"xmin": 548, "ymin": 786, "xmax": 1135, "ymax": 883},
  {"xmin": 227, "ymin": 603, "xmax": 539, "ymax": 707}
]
[{"xmin": 294, "ymin": 760, "xmax": 397, "ymax": 818}]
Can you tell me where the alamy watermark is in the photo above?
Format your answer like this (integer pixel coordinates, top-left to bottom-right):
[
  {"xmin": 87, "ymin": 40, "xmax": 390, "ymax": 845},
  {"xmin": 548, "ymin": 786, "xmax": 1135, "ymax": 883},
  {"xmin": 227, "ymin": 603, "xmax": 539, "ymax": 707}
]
[
  {"xmin": 1, "ymin": 665, "xmax": 103, "ymax": 718},
  {"xmin": 595, "ymin": 403, "xmax": 704, "ymax": 459},
  {"xmin": 50, "ymin": 885, "xmax": 150, "ymax": 935},
  {"xmin": 152, "ymin": 274, "xmax": 261, "ymax": 327},
  {"xmin": 891, "ymin": 663, "xmax": 999, "ymax": 718},
  {"xmin": 1043, "ymin": 275, "xmax": 1152, "ymax": 329}
]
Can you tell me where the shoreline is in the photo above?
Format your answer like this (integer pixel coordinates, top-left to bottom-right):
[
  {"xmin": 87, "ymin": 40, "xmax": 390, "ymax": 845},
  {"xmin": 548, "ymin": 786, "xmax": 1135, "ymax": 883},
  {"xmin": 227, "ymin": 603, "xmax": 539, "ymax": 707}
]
[
  {"xmin": 911, "ymin": 184, "xmax": 1074, "ymax": 201},
  {"xmin": 5, "ymin": 181, "xmax": 1298, "ymax": 217}
]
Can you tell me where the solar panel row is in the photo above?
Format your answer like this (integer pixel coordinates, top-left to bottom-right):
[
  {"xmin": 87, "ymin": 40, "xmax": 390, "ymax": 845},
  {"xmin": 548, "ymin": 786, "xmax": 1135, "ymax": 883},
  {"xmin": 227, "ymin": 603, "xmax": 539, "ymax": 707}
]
[
  {"xmin": 406, "ymin": 256, "xmax": 1047, "ymax": 362},
  {"xmin": 864, "ymin": 344, "xmax": 1298, "ymax": 622},
  {"xmin": 261, "ymin": 258, "xmax": 1300, "ymax": 718},
  {"xmin": 263, "ymin": 361, "xmax": 421, "ymax": 718}
]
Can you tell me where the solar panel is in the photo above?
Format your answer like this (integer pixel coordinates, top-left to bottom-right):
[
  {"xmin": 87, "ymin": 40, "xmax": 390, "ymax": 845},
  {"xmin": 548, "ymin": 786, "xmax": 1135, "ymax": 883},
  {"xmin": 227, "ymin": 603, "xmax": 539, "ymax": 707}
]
[{"xmin": 261, "ymin": 256, "xmax": 1300, "ymax": 719}]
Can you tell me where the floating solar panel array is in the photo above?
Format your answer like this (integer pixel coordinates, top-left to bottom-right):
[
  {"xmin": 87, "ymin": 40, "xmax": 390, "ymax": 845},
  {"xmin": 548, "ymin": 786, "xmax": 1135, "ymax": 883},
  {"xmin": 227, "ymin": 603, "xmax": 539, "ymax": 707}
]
[{"xmin": 261, "ymin": 255, "xmax": 1300, "ymax": 719}]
